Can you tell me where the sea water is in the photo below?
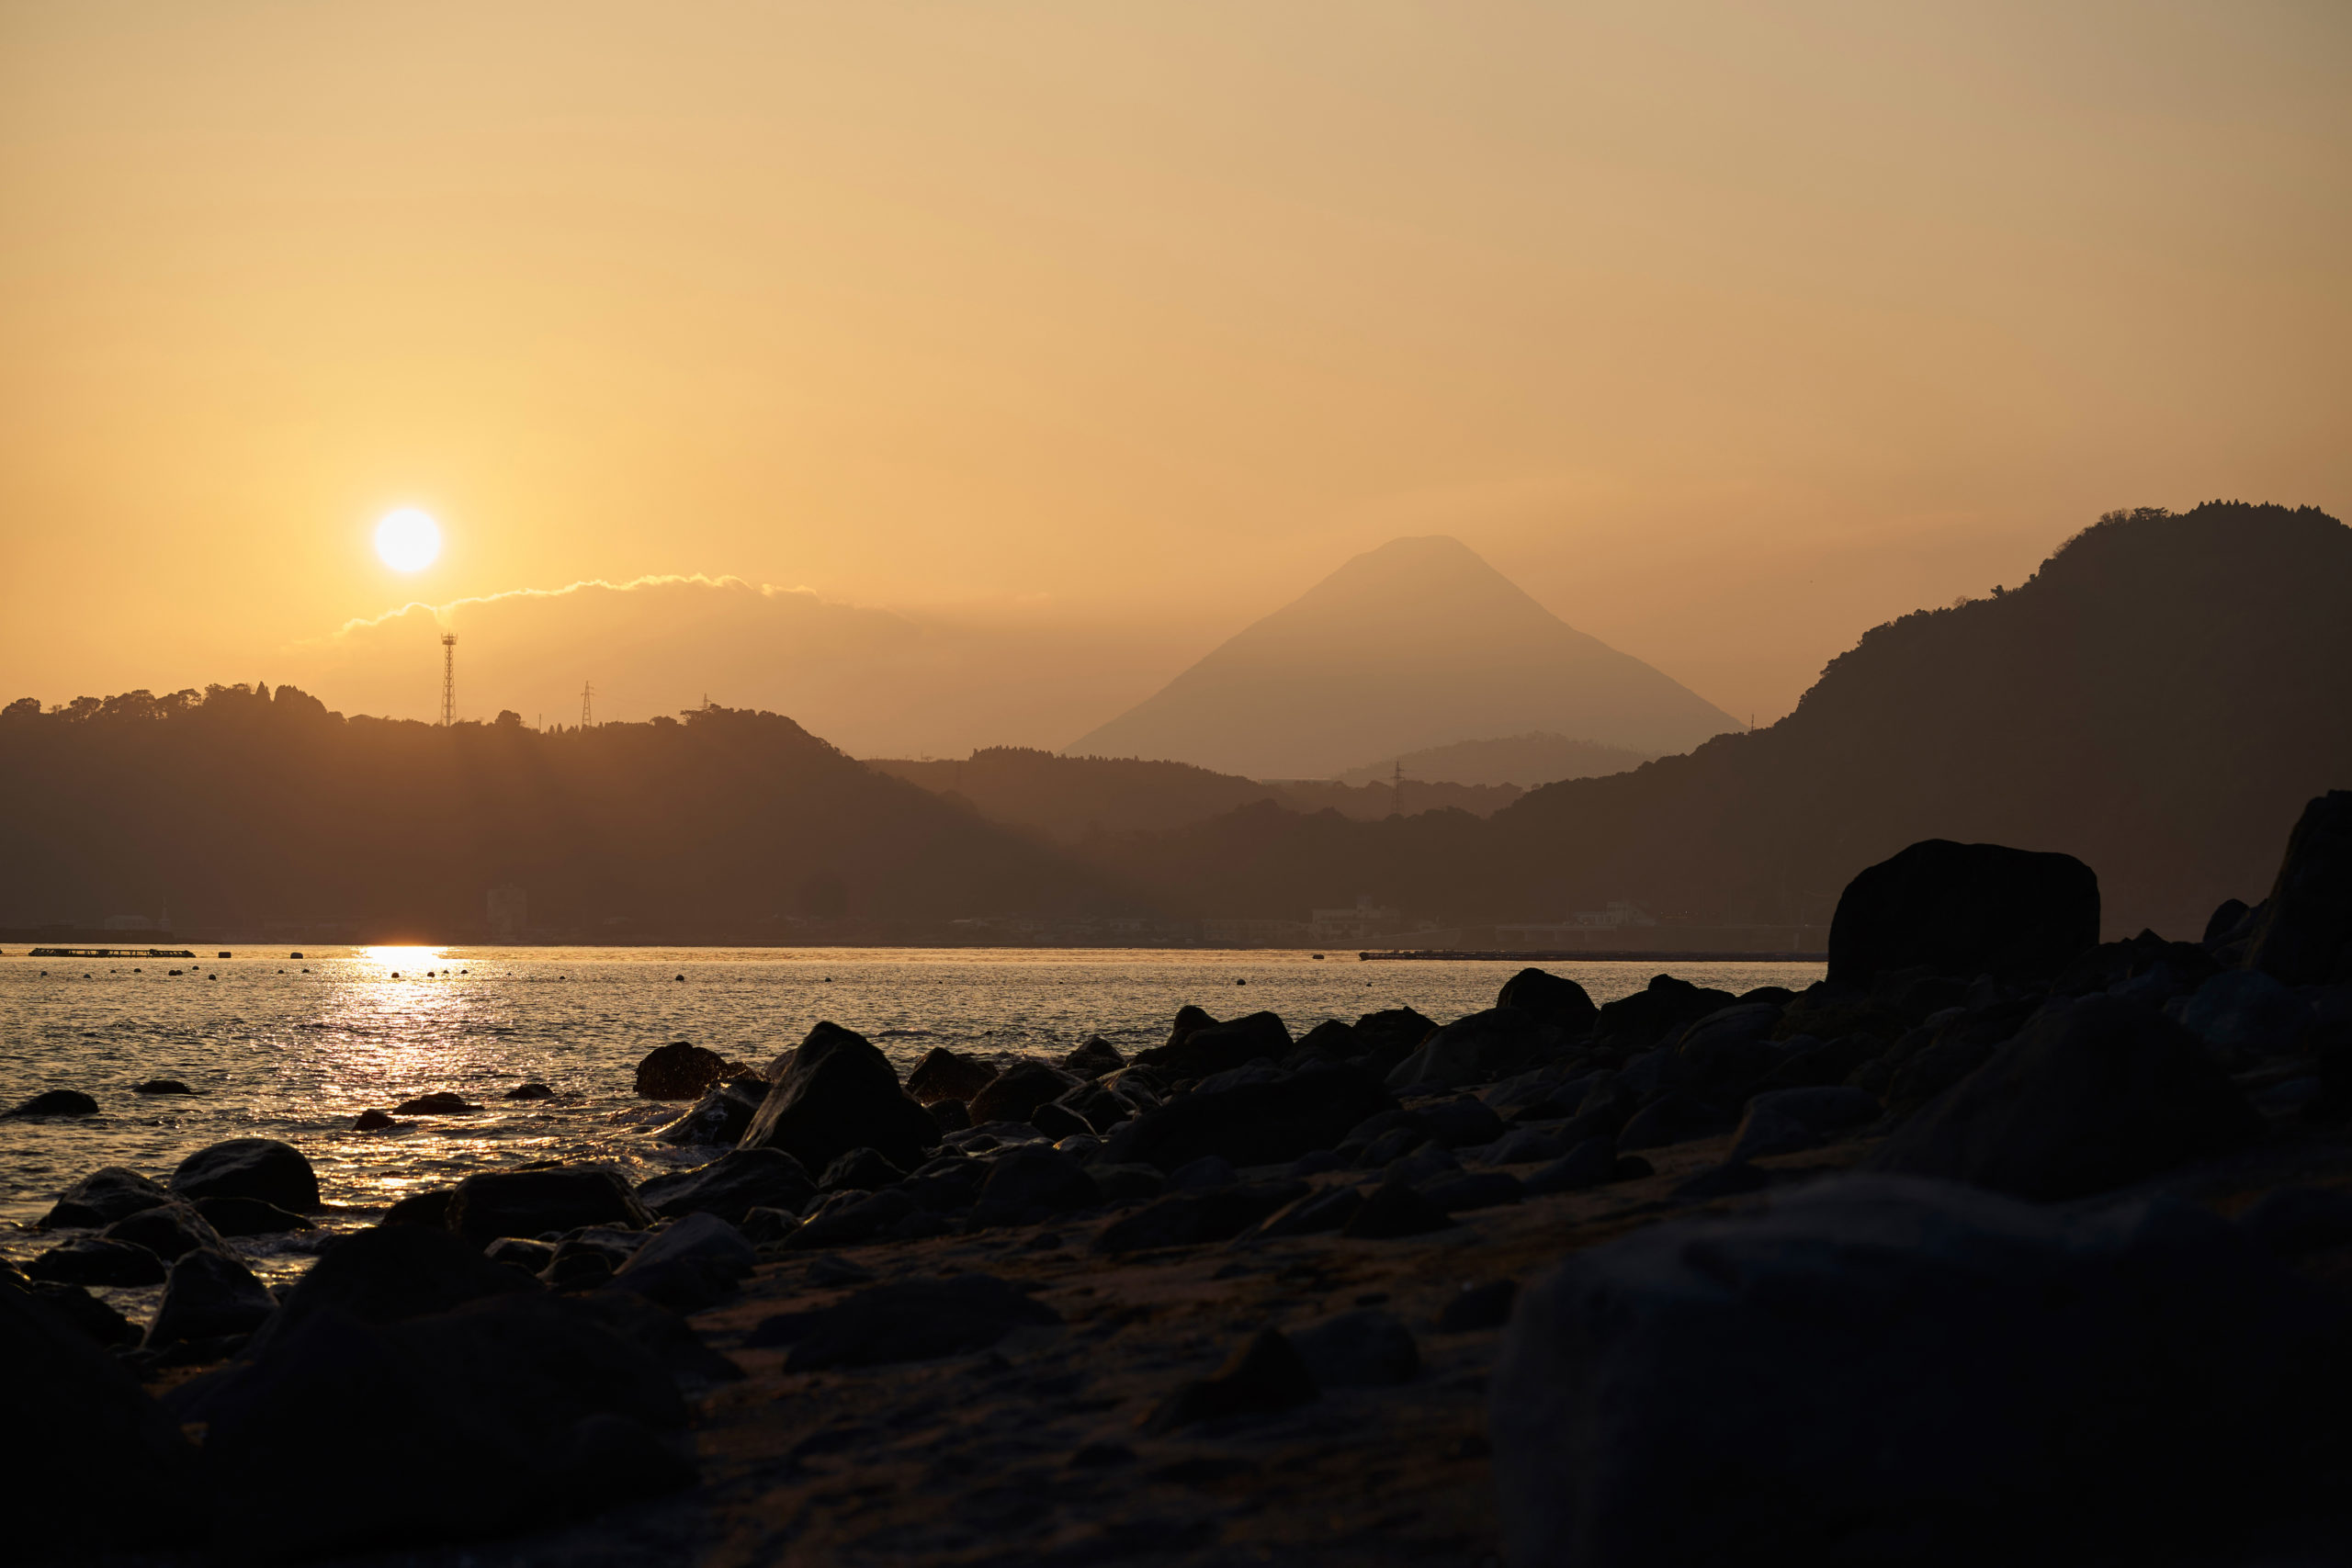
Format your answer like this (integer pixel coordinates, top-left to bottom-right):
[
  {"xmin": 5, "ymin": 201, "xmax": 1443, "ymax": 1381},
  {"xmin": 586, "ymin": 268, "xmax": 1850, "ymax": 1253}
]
[{"xmin": 0, "ymin": 945, "xmax": 1820, "ymax": 1303}]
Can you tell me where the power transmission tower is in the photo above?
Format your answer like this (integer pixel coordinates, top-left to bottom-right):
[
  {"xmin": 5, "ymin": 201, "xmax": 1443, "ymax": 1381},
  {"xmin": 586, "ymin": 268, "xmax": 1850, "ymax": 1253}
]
[
  {"xmin": 439, "ymin": 635, "xmax": 457, "ymax": 727},
  {"xmin": 580, "ymin": 681, "xmax": 594, "ymax": 728},
  {"xmin": 1393, "ymin": 760, "xmax": 1404, "ymax": 818}
]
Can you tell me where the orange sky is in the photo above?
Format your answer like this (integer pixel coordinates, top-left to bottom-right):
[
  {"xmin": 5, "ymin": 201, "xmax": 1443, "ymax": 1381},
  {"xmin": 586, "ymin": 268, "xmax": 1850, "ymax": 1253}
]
[{"xmin": 3, "ymin": 1, "xmax": 2346, "ymax": 736}]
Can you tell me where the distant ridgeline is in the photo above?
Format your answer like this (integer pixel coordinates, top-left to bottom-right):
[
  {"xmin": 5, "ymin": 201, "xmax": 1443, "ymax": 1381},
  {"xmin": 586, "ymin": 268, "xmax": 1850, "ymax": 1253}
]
[
  {"xmin": 1081, "ymin": 503, "xmax": 2352, "ymax": 940},
  {"xmin": 0, "ymin": 693, "xmax": 1125, "ymax": 938}
]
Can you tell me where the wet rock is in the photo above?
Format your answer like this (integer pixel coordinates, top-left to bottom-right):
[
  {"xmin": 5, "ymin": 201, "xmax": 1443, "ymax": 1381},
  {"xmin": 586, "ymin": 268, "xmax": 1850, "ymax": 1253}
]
[
  {"xmin": 632, "ymin": 1040, "xmax": 751, "ymax": 1100},
  {"xmin": 785, "ymin": 1189, "xmax": 919, "ymax": 1250},
  {"xmin": 1828, "ymin": 838, "xmax": 2100, "ymax": 987},
  {"xmin": 383, "ymin": 1188, "xmax": 453, "ymax": 1227},
  {"xmin": 103, "ymin": 1201, "xmax": 230, "ymax": 1261},
  {"xmin": 1252, "ymin": 1184, "xmax": 1366, "ymax": 1238},
  {"xmin": 353, "ymin": 1110, "xmax": 401, "ymax": 1132},
  {"xmin": 190, "ymin": 1291, "xmax": 692, "ymax": 1557},
  {"xmin": 543, "ymin": 1230, "xmax": 644, "ymax": 1291},
  {"xmin": 1870, "ymin": 995, "xmax": 2262, "ymax": 1201},
  {"xmin": 4, "ymin": 1089, "xmax": 97, "ymax": 1118},
  {"xmin": 928, "ymin": 1097, "xmax": 972, "ymax": 1134},
  {"xmin": 740, "ymin": 1207, "xmax": 797, "ymax": 1245},
  {"xmin": 1136, "ymin": 1010, "xmax": 1294, "ymax": 1078},
  {"xmin": 906, "ymin": 1046, "xmax": 999, "ymax": 1105},
  {"xmin": 2236, "ymin": 1186, "xmax": 2352, "ymax": 1256},
  {"xmin": 1340, "ymin": 1179, "xmax": 1454, "ymax": 1239},
  {"xmin": 485, "ymin": 1236, "xmax": 556, "ymax": 1274},
  {"xmin": 392, "ymin": 1090, "xmax": 481, "ymax": 1114},
  {"xmin": 971, "ymin": 1145, "xmax": 1100, "ymax": 1225},
  {"xmin": 1594, "ymin": 975, "xmax": 1739, "ymax": 1054},
  {"xmin": 38, "ymin": 1166, "xmax": 171, "ymax": 1229},
  {"xmin": 819, "ymin": 1146, "xmax": 909, "ymax": 1193},
  {"xmin": 739, "ymin": 1021, "xmax": 938, "ymax": 1175},
  {"xmin": 1102, "ymin": 1063, "xmax": 1396, "ymax": 1173},
  {"xmin": 747, "ymin": 1273, "xmax": 1062, "ymax": 1370},
  {"xmin": 1616, "ymin": 1091, "xmax": 1737, "ymax": 1151},
  {"xmin": 503, "ymin": 1081, "xmax": 557, "ymax": 1100},
  {"xmin": 1422, "ymin": 1170, "xmax": 1524, "ymax": 1212},
  {"xmin": 652, "ymin": 1077, "xmax": 767, "ymax": 1145},
  {"xmin": 1290, "ymin": 1308, "xmax": 1419, "ymax": 1387},
  {"xmin": 25, "ymin": 1236, "xmax": 169, "ymax": 1287},
  {"xmin": 968, "ymin": 1060, "xmax": 1085, "ymax": 1125},
  {"xmin": 2245, "ymin": 791, "xmax": 2352, "ymax": 985},
  {"xmin": 0, "ymin": 1275, "xmax": 200, "ymax": 1556},
  {"xmin": 1521, "ymin": 1139, "xmax": 1621, "ymax": 1196},
  {"xmin": 169, "ymin": 1137, "xmax": 321, "ymax": 1213},
  {"xmin": 1386, "ymin": 1007, "xmax": 1547, "ymax": 1092},
  {"xmin": 1093, "ymin": 1181, "xmax": 1309, "ymax": 1252},
  {"xmin": 1030, "ymin": 1101, "xmax": 1092, "ymax": 1141},
  {"xmin": 1496, "ymin": 967, "xmax": 1598, "ymax": 1035},
  {"xmin": 606, "ymin": 1213, "xmax": 757, "ymax": 1314},
  {"xmin": 146, "ymin": 1246, "xmax": 276, "ymax": 1347},
  {"xmin": 447, "ymin": 1167, "xmax": 651, "ymax": 1245},
  {"xmin": 132, "ymin": 1078, "xmax": 195, "ymax": 1095},
  {"xmin": 635, "ymin": 1147, "xmax": 815, "ymax": 1225},
  {"xmin": 1063, "ymin": 1036, "xmax": 1126, "ymax": 1077},
  {"xmin": 1491, "ymin": 1175, "xmax": 2351, "ymax": 1567},
  {"xmin": 1145, "ymin": 1328, "xmax": 1317, "ymax": 1432},
  {"xmin": 26, "ymin": 1280, "xmax": 140, "ymax": 1348},
  {"xmin": 1436, "ymin": 1279, "xmax": 1517, "ymax": 1332}
]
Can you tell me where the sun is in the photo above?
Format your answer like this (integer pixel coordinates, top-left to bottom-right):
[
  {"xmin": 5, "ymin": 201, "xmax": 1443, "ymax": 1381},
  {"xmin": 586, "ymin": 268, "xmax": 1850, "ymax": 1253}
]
[{"xmin": 375, "ymin": 509, "xmax": 442, "ymax": 571}]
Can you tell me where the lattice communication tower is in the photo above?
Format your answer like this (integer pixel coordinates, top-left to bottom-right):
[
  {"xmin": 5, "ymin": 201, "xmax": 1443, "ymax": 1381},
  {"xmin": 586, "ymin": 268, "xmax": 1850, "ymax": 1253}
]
[
  {"xmin": 439, "ymin": 634, "xmax": 457, "ymax": 727},
  {"xmin": 580, "ymin": 681, "xmax": 594, "ymax": 728}
]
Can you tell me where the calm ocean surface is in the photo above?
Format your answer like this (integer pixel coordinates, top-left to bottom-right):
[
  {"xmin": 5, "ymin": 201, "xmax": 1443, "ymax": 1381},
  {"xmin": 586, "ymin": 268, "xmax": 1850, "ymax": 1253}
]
[{"xmin": 0, "ymin": 945, "xmax": 1820, "ymax": 1298}]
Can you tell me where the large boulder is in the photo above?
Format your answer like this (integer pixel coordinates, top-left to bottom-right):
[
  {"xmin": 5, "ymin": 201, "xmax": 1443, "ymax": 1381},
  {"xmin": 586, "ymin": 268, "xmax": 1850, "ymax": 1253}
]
[
  {"xmin": 1868, "ymin": 995, "xmax": 2261, "ymax": 1201},
  {"xmin": 905, "ymin": 1046, "xmax": 1000, "ymax": 1105},
  {"xmin": 746, "ymin": 1273, "xmax": 1061, "ymax": 1371},
  {"xmin": 1101, "ymin": 1065, "xmax": 1396, "ymax": 1173},
  {"xmin": 738, "ymin": 1021, "xmax": 937, "ymax": 1174},
  {"xmin": 1491, "ymin": 1176, "xmax": 2350, "ymax": 1567},
  {"xmin": 103, "ymin": 1202, "xmax": 229, "ymax": 1261},
  {"xmin": 241, "ymin": 1224, "xmax": 541, "ymax": 1361},
  {"xmin": 1136, "ymin": 1010, "xmax": 1294, "ymax": 1078},
  {"xmin": 0, "ymin": 1280, "xmax": 201, "ymax": 1557},
  {"xmin": 1668, "ymin": 1003, "xmax": 1784, "ymax": 1098},
  {"xmin": 1496, "ymin": 968, "xmax": 1597, "ymax": 1035},
  {"xmin": 1591, "ymin": 975, "xmax": 1738, "ymax": 1054},
  {"xmin": 4, "ymin": 1089, "xmax": 97, "ymax": 1118},
  {"xmin": 969, "ymin": 1145, "xmax": 1099, "ymax": 1225},
  {"xmin": 2245, "ymin": 790, "xmax": 2352, "ymax": 986},
  {"xmin": 24, "ymin": 1236, "xmax": 168, "ymax": 1287},
  {"xmin": 145, "ymin": 1247, "xmax": 277, "ymax": 1348},
  {"xmin": 1827, "ymin": 839, "xmax": 2099, "ymax": 987},
  {"xmin": 605, "ymin": 1213, "xmax": 757, "ymax": 1314},
  {"xmin": 169, "ymin": 1138, "xmax": 321, "ymax": 1213},
  {"xmin": 37, "ymin": 1166, "xmax": 171, "ymax": 1229},
  {"xmin": 634, "ymin": 1147, "xmax": 815, "ymax": 1225},
  {"xmin": 650, "ymin": 1077, "xmax": 767, "ymax": 1146},
  {"xmin": 1385, "ymin": 1007, "xmax": 1547, "ymax": 1093},
  {"xmin": 2176, "ymin": 969, "xmax": 2312, "ymax": 1060},
  {"xmin": 446, "ymin": 1168, "xmax": 651, "ymax": 1246},
  {"xmin": 631, "ymin": 1041, "xmax": 751, "ymax": 1100},
  {"xmin": 967, "ymin": 1060, "xmax": 1084, "ymax": 1125}
]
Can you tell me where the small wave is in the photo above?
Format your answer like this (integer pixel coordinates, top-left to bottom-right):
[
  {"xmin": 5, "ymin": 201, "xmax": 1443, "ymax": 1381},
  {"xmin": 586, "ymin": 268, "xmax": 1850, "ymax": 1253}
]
[{"xmin": 875, "ymin": 1028, "xmax": 936, "ymax": 1038}]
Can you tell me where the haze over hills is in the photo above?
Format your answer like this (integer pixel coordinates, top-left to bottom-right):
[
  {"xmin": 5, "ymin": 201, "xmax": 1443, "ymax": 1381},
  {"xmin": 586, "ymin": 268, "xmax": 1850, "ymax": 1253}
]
[
  {"xmin": 1065, "ymin": 536, "xmax": 1741, "ymax": 778},
  {"xmin": 1088, "ymin": 503, "xmax": 2352, "ymax": 940},
  {"xmin": 1332, "ymin": 733, "xmax": 1658, "ymax": 790}
]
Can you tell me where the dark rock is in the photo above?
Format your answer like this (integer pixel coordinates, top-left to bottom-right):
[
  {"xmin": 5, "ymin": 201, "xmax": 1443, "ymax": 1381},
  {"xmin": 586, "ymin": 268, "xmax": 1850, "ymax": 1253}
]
[
  {"xmin": 543, "ymin": 1230, "xmax": 639, "ymax": 1291},
  {"xmin": 1774, "ymin": 984, "xmax": 1909, "ymax": 1047},
  {"xmin": 1145, "ymin": 1328, "xmax": 1317, "ymax": 1432},
  {"xmin": 25, "ymin": 1236, "xmax": 168, "ymax": 1287},
  {"xmin": 1290, "ymin": 1308, "xmax": 1419, "ymax": 1387},
  {"xmin": 251, "ymin": 1224, "xmax": 539, "ymax": 1357},
  {"xmin": 1672, "ymin": 1160, "xmax": 1770, "ymax": 1201},
  {"xmin": 819, "ymin": 1146, "xmax": 909, "ymax": 1192},
  {"xmin": 1101, "ymin": 1064, "xmax": 1396, "ymax": 1173},
  {"xmin": 1617, "ymin": 1091, "xmax": 1737, "ymax": 1151},
  {"xmin": 652, "ymin": 1077, "xmax": 767, "ymax": 1145},
  {"xmin": 1487, "ymin": 1128, "xmax": 1569, "ymax": 1166},
  {"xmin": 1351, "ymin": 1007, "xmax": 1440, "ymax": 1073},
  {"xmin": 1521, "ymin": 1139, "xmax": 1623, "ymax": 1195},
  {"xmin": 568, "ymin": 1286, "xmax": 744, "ymax": 1385},
  {"xmin": 928, "ymin": 1097, "xmax": 972, "ymax": 1134},
  {"xmin": 503, "ymin": 1081, "xmax": 557, "ymax": 1100},
  {"xmin": 1869, "ymin": 995, "xmax": 2262, "ymax": 1201},
  {"xmin": 1169, "ymin": 1154, "xmax": 1238, "ymax": 1190},
  {"xmin": 1063, "ymin": 1036, "xmax": 1125, "ymax": 1077},
  {"xmin": 1340, "ymin": 1179, "xmax": 1454, "ymax": 1239},
  {"xmin": 1614, "ymin": 1155, "xmax": 1655, "ymax": 1180},
  {"xmin": 969, "ymin": 1060, "xmax": 1085, "ymax": 1125},
  {"xmin": 1594, "ymin": 975, "xmax": 1740, "ymax": 1054},
  {"xmin": 1136, "ymin": 1010, "xmax": 1293, "ymax": 1078},
  {"xmin": 1729, "ymin": 1086, "xmax": 1882, "ymax": 1163},
  {"xmin": 1289, "ymin": 1148, "xmax": 1344, "ymax": 1177},
  {"xmin": 906, "ymin": 1046, "xmax": 999, "ymax": 1105},
  {"xmin": 447, "ymin": 1167, "xmax": 651, "ymax": 1245},
  {"xmin": 1030, "ymin": 1100, "xmax": 1092, "ymax": 1141},
  {"xmin": 1252, "ymin": 1184, "xmax": 1366, "ymax": 1238},
  {"xmin": 2245, "ymin": 791, "xmax": 2352, "ymax": 985},
  {"xmin": 739, "ymin": 1021, "xmax": 938, "ymax": 1175},
  {"xmin": 1492, "ymin": 1175, "xmax": 2352, "ymax": 1567},
  {"xmin": 485, "ymin": 1236, "xmax": 556, "ymax": 1274},
  {"xmin": 1827, "ymin": 838, "xmax": 2099, "ymax": 987},
  {"xmin": 1385, "ymin": 1140, "xmax": 1462, "ymax": 1186},
  {"xmin": 189, "ymin": 1292, "xmax": 692, "ymax": 1557},
  {"xmin": 1387, "ymin": 1007, "xmax": 1547, "ymax": 1092},
  {"xmin": 146, "ymin": 1247, "xmax": 276, "ymax": 1347},
  {"xmin": 0, "ymin": 1276, "xmax": 200, "ymax": 1556},
  {"xmin": 1422, "ymin": 1170, "xmax": 1524, "ymax": 1212},
  {"xmin": 104, "ymin": 1201, "xmax": 229, "ymax": 1260},
  {"xmin": 971, "ymin": 1145, "xmax": 1099, "ymax": 1225},
  {"xmin": 384, "ymin": 1188, "xmax": 454, "ymax": 1227},
  {"xmin": 632, "ymin": 1040, "xmax": 751, "ymax": 1100},
  {"xmin": 1670, "ymin": 1004, "xmax": 1784, "ymax": 1098},
  {"xmin": 1289, "ymin": 1019, "xmax": 1359, "ymax": 1061},
  {"xmin": 1436, "ymin": 1279, "xmax": 1517, "ymax": 1332},
  {"xmin": 606, "ymin": 1213, "xmax": 757, "ymax": 1314},
  {"xmin": 746, "ymin": 1273, "xmax": 1061, "ymax": 1369},
  {"xmin": 1497, "ymin": 967, "xmax": 1598, "ymax": 1034},
  {"xmin": 739, "ymin": 1207, "xmax": 797, "ymax": 1244},
  {"xmin": 392, "ymin": 1090, "xmax": 481, "ymax": 1115},
  {"xmin": 354, "ymin": 1109, "xmax": 401, "ymax": 1132},
  {"xmin": 27, "ymin": 1280, "xmax": 140, "ymax": 1348},
  {"xmin": 2236, "ymin": 1186, "xmax": 2352, "ymax": 1256},
  {"xmin": 1088, "ymin": 1163, "xmax": 1169, "ymax": 1204},
  {"xmin": 4, "ymin": 1089, "xmax": 97, "ymax": 1118},
  {"xmin": 2179, "ymin": 969, "xmax": 2313, "ymax": 1061},
  {"xmin": 1883, "ymin": 1033, "xmax": 2000, "ymax": 1119},
  {"xmin": 169, "ymin": 1137, "xmax": 321, "ymax": 1213},
  {"xmin": 636, "ymin": 1147, "xmax": 816, "ymax": 1224},
  {"xmin": 1753, "ymin": 1032, "xmax": 1882, "ymax": 1093},
  {"xmin": 133, "ymin": 1078, "xmax": 195, "ymax": 1095},
  {"xmin": 784, "ymin": 1188, "xmax": 918, "ymax": 1249},
  {"xmin": 1093, "ymin": 1181, "xmax": 1309, "ymax": 1252},
  {"xmin": 38, "ymin": 1165, "xmax": 171, "ymax": 1229}
]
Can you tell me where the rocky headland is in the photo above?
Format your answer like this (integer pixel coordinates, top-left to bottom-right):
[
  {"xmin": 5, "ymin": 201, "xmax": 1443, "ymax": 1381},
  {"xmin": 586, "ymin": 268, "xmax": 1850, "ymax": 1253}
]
[{"xmin": 7, "ymin": 791, "xmax": 2352, "ymax": 1565}]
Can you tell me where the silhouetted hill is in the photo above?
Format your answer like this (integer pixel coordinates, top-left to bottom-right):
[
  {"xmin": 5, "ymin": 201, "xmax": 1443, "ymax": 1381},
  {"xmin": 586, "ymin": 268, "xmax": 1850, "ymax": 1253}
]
[
  {"xmin": 1331, "ymin": 732, "xmax": 1657, "ymax": 789},
  {"xmin": 1066, "ymin": 536, "xmax": 1738, "ymax": 776},
  {"xmin": 0, "ymin": 690, "xmax": 1127, "ymax": 939},
  {"xmin": 1087, "ymin": 504, "xmax": 2352, "ymax": 939}
]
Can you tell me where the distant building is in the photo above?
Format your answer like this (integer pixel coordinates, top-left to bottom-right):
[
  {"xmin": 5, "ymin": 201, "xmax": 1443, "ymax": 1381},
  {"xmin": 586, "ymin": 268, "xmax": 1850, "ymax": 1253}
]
[
  {"xmin": 1307, "ymin": 895, "xmax": 1401, "ymax": 942},
  {"xmin": 486, "ymin": 884, "xmax": 528, "ymax": 940},
  {"xmin": 1495, "ymin": 901, "xmax": 1661, "ymax": 946},
  {"xmin": 102, "ymin": 913, "xmax": 164, "ymax": 932}
]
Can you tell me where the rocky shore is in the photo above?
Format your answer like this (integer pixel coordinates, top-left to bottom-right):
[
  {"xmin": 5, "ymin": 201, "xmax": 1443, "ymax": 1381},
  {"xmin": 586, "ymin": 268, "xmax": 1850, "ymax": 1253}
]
[{"xmin": 7, "ymin": 792, "xmax": 2351, "ymax": 1565}]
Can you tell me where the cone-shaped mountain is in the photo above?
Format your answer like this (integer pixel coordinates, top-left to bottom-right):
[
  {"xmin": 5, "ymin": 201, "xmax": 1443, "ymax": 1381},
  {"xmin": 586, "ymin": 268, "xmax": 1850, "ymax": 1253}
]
[{"xmin": 1066, "ymin": 536, "xmax": 1738, "ymax": 777}]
